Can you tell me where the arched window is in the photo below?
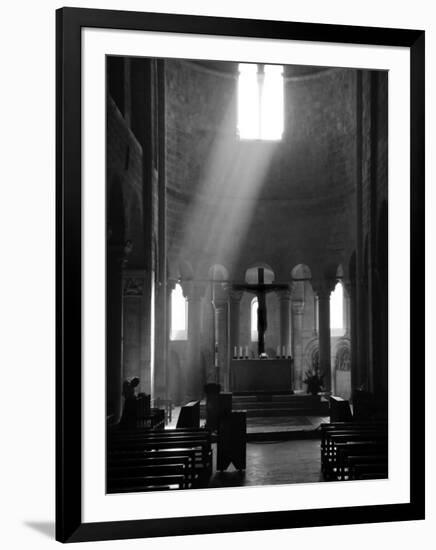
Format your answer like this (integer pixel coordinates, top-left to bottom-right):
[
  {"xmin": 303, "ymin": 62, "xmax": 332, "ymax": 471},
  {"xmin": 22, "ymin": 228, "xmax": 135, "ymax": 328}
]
[
  {"xmin": 330, "ymin": 282, "xmax": 345, "ymax": 337},
  {"xmin": 170, "ymin": 284, "xmax": 188, "ymax": 340},
  {"xmin": 251, "ymin": 297, "xmax": 258, "ymax": 342},
  {"xmin": 238, "ymin": 63, "xmax": 284, "ymax": 140}
]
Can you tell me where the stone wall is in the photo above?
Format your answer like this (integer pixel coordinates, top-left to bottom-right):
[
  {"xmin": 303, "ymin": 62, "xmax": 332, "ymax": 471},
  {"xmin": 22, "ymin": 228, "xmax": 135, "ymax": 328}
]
[{"xmin": 165, "ymin": 61, "xmax": 357, "ymax": 282}]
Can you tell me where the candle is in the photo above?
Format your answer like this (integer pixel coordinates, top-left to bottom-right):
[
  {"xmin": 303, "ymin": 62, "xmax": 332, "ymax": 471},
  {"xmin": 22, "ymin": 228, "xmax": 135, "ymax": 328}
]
[
  {"xmin": 234, "ymin": 346, "xmax": 237, "ymax": 358},
  {"xmin": 282, "ymin": 346, "xmax": 285, "ymax": 358},
  {"xmin": 239, "ymin": 346, "xmax": 243, "ymax": 359},
  {"xmin": 276, "ymin": 346, "xmax": 280, "ymax": 357},
  {"xmin": 245, "ymin": 346, "xmax": 248, "ymax": 358}
]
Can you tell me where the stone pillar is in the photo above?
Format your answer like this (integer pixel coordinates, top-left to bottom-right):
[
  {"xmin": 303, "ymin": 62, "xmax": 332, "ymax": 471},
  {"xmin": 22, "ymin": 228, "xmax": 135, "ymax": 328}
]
[
  {"xmin": 122, "ymin": 270, "xmax": 148, "ymax": 393},
  {"xmin": 315, "ymin": 283, "xmax": 333, "ymax": 393},
  {"xmin": 106, "ymin": 244, "xmax": 125, "ymax": 424},
  {"xmin": 313, "ymin": 295, "xmax": 319, "ymax": 337},
  {"xmin": 229, "ymin": 289, "xmax": 243, "ymax": 358},
  {"xmin": 291, "ymin": 299, "xmax": 304, "ymax": 390},
  {"xmin": 343, "ymin": 281, "xmax": 352, "ymax": 338},
  {"xmin": 183, "ymin": 282, "xmax": 206, "ymax": 401},
  {"xmin": 212, "ymin": 284, "xmax": 229, "ymax": 391},
  {"xmin": 277, "ymin": 288, "xmax": 292, "ymax": 357}
]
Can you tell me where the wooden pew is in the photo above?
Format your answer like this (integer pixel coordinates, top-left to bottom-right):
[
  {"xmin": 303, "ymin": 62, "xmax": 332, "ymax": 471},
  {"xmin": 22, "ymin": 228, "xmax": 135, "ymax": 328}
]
[
  {"xmin": 176, "ymin": 401, "xmax": 200, "ymax": 428},
  {"xmin": 320, "ymin": 421, "xmax": 388, "ymax": 481},
  {"xmin": 108, "ymin": 473, "xmax": 188, "ymax": 493},
  {"xmin": 107, "ymin": 427, "xmax": 213, "ymax": 492}
]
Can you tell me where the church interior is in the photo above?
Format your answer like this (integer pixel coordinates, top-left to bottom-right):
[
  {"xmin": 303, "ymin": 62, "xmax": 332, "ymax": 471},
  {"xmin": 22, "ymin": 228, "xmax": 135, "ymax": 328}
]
[{"xmin": 106, "ymin": 56, "xmax": 389, "ymax": 493}]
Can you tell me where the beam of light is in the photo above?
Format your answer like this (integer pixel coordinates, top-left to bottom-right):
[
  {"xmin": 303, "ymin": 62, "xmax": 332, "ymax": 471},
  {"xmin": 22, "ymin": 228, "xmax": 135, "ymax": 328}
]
[
  {"xmin": 173, "ymin": 90, "xmax": 278, "ymax": 278},
  {"xmin": 238, "ymin": 63, "xmax": 258, "ymax": 139}
]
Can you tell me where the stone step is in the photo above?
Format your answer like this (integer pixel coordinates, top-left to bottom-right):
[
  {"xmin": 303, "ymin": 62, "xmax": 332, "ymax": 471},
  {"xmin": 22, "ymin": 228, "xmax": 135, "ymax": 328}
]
[
  {"xmin": 199, "ymin": 393, "xmax": 329, "ymax": 418},
  {"xmin": 232, "ymin": 396, "xmax": 323, "ymax": 406},
  {"xmin": 231, "ymin": 406, "xmax": 329, "ymax": 417},
  {"xmin": 231, "ymin": 401, "xmax": 317, "ymax": 409},
  {"xmin": 232, "ymin": 396, "xmax": 320, "ymax": 404}
]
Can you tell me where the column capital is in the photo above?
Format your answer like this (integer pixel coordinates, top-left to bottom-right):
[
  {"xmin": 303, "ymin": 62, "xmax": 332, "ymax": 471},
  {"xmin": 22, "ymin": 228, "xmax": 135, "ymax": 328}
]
[
  {"xmin": 276, "ymin": 286, "xmax": 292, "ymax": 301},
  {"xmin": 312, "ymin": 279, "xmax": 335, "ymax": 299},
  {"xmin": 181, "ymin": 281, "xmax": 206, "ymax": 302},
  {"xmin": 212, "ymin": 282, "xmax": 229, "ymax": 308},
  {"xmin": 341, "ymin": 279, "xmax": 352, "ymax": 297},
  {"xmin": 291, "ymin": 299, "xmax": 305, "ymax": 315},
  {"xmin": 108, "ymin": 240, "xmax": 134, "ymax": 268},
  {"xmin": 229, "ymin": 288, "xmax": 243, "ymax": 302},
  {"xmin": 166, "ymin": 278, "xmax": 177, "ymax": 292},
  {"xmin": 123, "ymin": 269, "xmax": 146, "ymax": 296}
]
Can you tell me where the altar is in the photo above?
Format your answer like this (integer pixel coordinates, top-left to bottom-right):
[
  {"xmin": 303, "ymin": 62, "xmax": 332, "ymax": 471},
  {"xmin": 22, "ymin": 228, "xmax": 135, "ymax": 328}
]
[{"xmin": 230, "ymin": 359, "xmax": 293, "ymax": 393}]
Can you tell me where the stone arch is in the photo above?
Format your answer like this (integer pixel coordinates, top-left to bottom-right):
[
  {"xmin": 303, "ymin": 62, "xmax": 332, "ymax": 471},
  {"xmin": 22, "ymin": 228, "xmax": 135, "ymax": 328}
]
[
  {"xmin": 209, "ymin": 264, "xmax": 229, "ymax": 281},
  {"xmin": 291, "ymin": 263, "xmax": 312, "ymax": 281},
  {"xmin": 303, "ymin": 338, "xmax": 320, "ymax": 373}
]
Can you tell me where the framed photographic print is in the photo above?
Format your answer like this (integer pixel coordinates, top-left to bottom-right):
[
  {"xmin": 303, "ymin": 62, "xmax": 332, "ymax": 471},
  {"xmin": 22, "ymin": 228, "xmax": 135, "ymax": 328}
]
[{"xmin": 56, "ymin": 7, "xmax": 425, "ymax": 543}]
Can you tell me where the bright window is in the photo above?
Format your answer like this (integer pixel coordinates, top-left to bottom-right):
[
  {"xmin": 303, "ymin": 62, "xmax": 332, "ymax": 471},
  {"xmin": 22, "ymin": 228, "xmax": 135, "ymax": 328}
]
[
  {"xmin": 238, "ymin": 63, "xmax": 284, "ymax": 140},
  {"xmin": 330, "ymin": 282, "xmax": 345, "ymax": 337},
  {"xmin": 251, "ymin": 297, "xmax": 258, "ymax": 342},
  {"xmin": 170, "ymin": 284, "xmax": 188, "ymax": 340}
]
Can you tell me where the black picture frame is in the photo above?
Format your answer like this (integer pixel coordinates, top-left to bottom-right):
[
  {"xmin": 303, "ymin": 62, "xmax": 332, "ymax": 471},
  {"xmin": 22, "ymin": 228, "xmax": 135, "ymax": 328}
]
[{"xmin": 56, "ymin": 7, "xmax": 425, "ymax": 543}]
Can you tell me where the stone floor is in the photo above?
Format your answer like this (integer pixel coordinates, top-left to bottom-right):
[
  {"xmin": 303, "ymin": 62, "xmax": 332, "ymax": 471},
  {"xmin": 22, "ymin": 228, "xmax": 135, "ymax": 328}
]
[
  {"xmin": 208, "ymin": 439, "xmax": 324, "ymax": 488},
  {"xmin": 166, "ymin": 407, "xmax": 325, "ymax": 487}
]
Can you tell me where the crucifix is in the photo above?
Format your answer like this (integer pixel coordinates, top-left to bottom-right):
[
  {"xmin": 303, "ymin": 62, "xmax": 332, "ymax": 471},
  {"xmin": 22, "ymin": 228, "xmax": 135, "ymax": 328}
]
[{"xmin": 234, "ymin": 268, "xmax": 289, "ymax": 356}]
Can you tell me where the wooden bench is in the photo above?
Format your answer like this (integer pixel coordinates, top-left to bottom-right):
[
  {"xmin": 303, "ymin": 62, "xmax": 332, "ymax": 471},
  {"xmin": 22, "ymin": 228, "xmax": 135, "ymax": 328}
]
[
  {"xmin": 320, "ymin": 422, "xmax": 388, "ymax": 481},
  {"xmin": 107, "ymin": 427, "xmax": 213, "ymax": 492},
  {"xmin": 176, "ymin": 401, "xmax": 200, "ymax": 429},
  {"xmin": 108, "ymin": 473, "xmax": 188, "ymax": 493}
]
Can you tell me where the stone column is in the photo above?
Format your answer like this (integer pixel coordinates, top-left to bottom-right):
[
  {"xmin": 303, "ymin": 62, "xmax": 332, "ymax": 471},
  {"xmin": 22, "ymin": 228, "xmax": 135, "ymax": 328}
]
[
  {"xmin": 183, "ymin": 282, "xmax": 206, "ymax": 401},
  {"xmin": 277, "ymin": 288, "xmax": 292, "ymax": 357},
  {"xmin": 212, "ymin": 283, "xmax": 229, "ymax": 391},
  {"xmin": 229, "ymin": 289, "xmax": 243, "ymax": 358},
  {"xmin": 314, "ymin": 283, "xmax": 333, "ymax": 393},
  {"xmin": 122, "ymin": 270, "xmax": 147, "ymax": 390},
  {"xmin": 291, "ymin": 299, "xmax": 305, "ymax": 390},
  {"xmin": 106, "ymin": 244, "xmax": 125, "ymax": 424},
  {"xmin": 343, "ymin": 281, "xmax": 352, "ymax": 338},
  {"xmin": 313, "ymin": 295, "xmax": 319, "ymax": 337}
]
